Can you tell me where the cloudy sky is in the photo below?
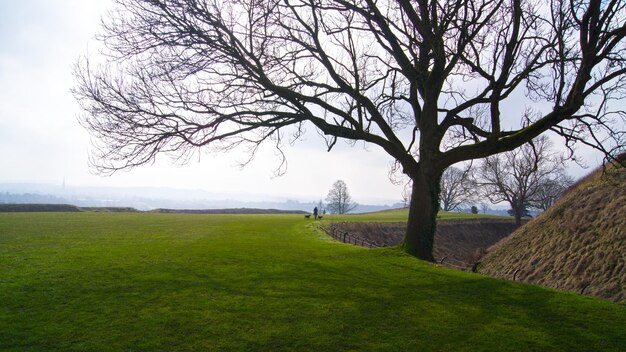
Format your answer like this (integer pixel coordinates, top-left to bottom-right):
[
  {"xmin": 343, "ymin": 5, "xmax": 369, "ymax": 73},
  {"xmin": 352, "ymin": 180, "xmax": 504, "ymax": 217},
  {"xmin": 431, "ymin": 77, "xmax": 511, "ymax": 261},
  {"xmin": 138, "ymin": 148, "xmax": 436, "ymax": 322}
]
[{"xmin": 0, "ymin": 1, "xmax": 605, "ymax": 205}]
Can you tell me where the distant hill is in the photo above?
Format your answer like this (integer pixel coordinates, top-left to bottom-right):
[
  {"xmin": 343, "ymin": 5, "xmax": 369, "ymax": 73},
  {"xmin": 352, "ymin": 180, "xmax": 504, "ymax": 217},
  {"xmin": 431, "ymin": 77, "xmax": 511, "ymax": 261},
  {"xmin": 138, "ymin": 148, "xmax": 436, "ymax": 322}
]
[
  {"xmin": 150, "ymin": 208, "xmax": 307, "ymax": 215},
  {"xmin": 0, "ymin": 183, "xmax": 400, "ymax": 213},
  {"xmin": 0, "ymin": 204, "xmax": 82, "ymax": 212},
  {"xmin": 80, "ymin": 207, "xmax": 140, "ymax": 212},
  {"xmin": 478, "ymin": 156, "xmax": 626, "ymax": 302},
  {"xmin": 0, "ymin": 203, "xmax": 306, "ymax": 215}
]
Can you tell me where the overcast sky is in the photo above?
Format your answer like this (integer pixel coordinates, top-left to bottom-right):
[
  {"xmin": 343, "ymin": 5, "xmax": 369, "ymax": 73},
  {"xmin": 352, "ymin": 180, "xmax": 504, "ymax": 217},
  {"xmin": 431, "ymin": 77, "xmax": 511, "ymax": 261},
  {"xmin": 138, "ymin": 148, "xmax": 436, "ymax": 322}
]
[{"xmin": 0, "ymin": 1, "xmax": 606, "ymax": 205}]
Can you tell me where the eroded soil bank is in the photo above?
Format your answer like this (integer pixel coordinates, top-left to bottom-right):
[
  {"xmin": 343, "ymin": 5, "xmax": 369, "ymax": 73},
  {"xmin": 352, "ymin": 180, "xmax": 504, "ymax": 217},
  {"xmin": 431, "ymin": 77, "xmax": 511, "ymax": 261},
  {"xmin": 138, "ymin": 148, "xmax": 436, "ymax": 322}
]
[{"xmin": 325, "ymin": 219, "xmax": 519, "ymax": 269}]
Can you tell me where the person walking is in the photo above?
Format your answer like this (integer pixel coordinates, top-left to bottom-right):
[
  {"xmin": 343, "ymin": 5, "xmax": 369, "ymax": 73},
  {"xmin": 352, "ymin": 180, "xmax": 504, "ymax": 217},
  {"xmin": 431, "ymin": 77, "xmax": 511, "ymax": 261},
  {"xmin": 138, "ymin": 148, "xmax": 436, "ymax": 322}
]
[{"xmin": 313, "ymin": 206, "xmax": 318, "ymax": 220}]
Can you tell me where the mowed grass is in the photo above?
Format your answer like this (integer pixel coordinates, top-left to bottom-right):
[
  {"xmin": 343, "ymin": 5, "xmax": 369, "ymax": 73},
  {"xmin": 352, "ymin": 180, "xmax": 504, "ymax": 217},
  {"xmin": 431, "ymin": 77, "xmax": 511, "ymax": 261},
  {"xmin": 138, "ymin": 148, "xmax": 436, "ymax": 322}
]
[{"xmin": 0, "ymin": 213, "xmax": 624, "ymax": 351}]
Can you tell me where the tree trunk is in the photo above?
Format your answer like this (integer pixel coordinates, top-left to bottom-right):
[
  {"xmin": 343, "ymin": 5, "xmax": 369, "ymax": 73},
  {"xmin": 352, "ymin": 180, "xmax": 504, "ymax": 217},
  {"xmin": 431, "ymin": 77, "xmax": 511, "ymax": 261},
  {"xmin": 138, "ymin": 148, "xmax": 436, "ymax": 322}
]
[
  {"xmin": 402, "ymin": 166, "xmax": 441, "ymax": 262},
  {"xmin": 511, "ymin": 200, "xmax": 523, "ymax": 227},
  {"xmin": 513, "ymin": 207, "xmax": 523, "ymax": 227}
]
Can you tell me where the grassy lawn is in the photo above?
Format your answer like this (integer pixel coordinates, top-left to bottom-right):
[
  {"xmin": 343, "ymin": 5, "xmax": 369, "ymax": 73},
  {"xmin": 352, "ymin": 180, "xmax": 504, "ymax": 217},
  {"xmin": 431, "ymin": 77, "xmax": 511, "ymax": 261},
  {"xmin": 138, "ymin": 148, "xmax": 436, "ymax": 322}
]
[{"xmin": 0, "ymin": 212, "xmax": 624, "ymax": 351}]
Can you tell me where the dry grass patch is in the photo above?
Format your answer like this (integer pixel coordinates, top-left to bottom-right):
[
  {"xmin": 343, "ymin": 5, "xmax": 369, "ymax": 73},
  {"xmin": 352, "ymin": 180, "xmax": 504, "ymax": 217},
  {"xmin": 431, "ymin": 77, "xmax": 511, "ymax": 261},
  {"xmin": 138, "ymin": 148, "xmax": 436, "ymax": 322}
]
[{"xmin": 479, "ymin": 162, "xmax": 626, "ymax": 302}]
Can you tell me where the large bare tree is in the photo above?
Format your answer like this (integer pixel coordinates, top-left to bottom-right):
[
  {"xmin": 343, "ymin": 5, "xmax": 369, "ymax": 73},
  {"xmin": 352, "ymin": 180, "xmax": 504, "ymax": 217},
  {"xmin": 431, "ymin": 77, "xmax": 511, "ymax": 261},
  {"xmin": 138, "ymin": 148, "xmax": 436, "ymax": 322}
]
[{"xmin": 74, "ymin": 0, "xmax": 626, "ymax": 261}]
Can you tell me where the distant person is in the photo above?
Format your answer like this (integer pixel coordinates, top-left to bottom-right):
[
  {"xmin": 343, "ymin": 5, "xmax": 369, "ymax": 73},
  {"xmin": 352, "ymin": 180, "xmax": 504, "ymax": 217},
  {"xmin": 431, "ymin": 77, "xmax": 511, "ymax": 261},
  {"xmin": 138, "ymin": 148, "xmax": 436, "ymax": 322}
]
[{"xmin": 313, "ymin": 206, "xmax": 318, "ymax": 220}]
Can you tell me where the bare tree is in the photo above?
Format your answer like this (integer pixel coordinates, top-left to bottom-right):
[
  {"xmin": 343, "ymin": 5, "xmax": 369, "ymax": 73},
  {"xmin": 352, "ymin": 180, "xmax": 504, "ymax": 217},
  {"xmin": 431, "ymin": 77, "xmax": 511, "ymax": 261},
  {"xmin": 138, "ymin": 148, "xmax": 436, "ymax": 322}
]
[
  {"xmin": 326, "ymin": 180, "xmax": 358, "ymax": 214},
  {"xmin": 440, "ymin": 165, "xmax": 476, "ymax": 211},
  {"xmin": 478, "ymin": 136, "xmax": 566, "ymax": 225},
  {"xmin": 533, "ymin": 173, "xmax": 574, "ymax": 211},
  {"xmin": 74, "ymin": 0, "xmax": 626, "ymax": 261}
]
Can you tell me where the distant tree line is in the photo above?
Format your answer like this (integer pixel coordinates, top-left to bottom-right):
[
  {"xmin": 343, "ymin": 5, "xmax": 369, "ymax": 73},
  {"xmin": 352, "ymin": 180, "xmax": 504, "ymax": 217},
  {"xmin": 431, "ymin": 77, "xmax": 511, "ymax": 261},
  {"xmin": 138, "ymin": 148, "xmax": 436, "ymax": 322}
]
[
  {"xmin": 432, "ymin": 136, "xmax": 573, "ymax": 225},
  {"xmin": 0, "ymin": 192, "xmax": 66, "ymax": 204}
]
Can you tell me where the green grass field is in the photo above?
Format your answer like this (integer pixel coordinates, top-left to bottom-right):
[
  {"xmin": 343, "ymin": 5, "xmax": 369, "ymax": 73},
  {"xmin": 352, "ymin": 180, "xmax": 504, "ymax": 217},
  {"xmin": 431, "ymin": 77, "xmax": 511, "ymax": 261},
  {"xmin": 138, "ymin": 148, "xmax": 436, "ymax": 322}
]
[{"xmin": 0, "ymin": 212, "xmax": 624, "ymax": 351}]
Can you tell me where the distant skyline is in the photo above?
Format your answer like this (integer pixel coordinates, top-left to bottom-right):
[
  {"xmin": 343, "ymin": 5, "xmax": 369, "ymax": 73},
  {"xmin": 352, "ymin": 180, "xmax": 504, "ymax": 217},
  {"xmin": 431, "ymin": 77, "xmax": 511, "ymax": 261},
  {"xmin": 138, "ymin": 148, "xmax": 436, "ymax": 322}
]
[{"xmin": 0, "ymin": 1, "xmax": 606, "ymax": 206}]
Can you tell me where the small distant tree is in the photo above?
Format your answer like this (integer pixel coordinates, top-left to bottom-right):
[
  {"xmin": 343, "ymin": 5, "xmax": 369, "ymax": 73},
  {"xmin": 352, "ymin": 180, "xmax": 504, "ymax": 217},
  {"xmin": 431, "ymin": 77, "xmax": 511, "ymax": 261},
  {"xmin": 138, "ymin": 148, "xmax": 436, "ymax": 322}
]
[
  {"xmin": 480, "ymin": 203, "xmax": 490, "ymax": 214},
  {"xmin": 470, "ymin": 206, "xmax": 479, "ymax": 214},
  {"xmin": 326, "ymin": 180, "xmax": 358, "ymax": 214},
  {"xmin": 401, "ymin": 194, "xmax": 410, "ymax": 209},
  {"xmin": 401, "ymin": 181, "xmax": 412, "ymax": 208},
  {"xmin": 440, "ymin": 165, "xmax": 476, "ymax": 211}
]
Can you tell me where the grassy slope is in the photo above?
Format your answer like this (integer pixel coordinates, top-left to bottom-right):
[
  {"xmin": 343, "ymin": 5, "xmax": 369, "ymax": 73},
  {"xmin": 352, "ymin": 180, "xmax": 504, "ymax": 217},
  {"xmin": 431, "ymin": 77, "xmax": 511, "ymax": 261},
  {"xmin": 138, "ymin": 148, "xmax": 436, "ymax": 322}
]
[
  {"xmin": 0, "ymin": 213, "xmax": 624, "ymax": 351},
  {"xmin": 478, "ymin": 164, "xmax": 626, "ymax": 302}
]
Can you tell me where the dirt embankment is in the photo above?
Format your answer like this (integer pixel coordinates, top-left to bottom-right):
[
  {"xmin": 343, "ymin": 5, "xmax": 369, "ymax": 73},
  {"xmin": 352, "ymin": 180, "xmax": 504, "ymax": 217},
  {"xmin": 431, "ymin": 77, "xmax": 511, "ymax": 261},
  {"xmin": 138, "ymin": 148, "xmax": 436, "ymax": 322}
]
[
  {"xmin": 326, "ymin": 219, "xmax": 519, "ymax": 268},
  {"xmin": 478, "ymin": 160, "xmax": 626, "ymax": 303}
]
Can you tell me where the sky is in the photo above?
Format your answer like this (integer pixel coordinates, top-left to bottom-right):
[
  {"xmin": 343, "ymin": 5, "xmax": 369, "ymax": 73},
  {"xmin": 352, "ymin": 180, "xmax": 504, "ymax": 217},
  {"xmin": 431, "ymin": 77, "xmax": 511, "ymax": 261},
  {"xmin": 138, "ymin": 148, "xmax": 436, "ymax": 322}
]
[
  {"xmin": 0, "ymin": 0, "xmax": 407, "ymax": 205},
  {"xmin": 0, "ymin": 1, "xmax": 608, "ymax": 206}
]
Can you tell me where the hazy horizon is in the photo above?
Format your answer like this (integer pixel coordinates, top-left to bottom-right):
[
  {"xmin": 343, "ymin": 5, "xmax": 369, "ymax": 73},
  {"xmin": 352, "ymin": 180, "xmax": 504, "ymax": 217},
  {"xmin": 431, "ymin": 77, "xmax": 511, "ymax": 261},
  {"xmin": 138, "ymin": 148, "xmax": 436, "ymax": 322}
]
[{"xmin": 0, "ymin": 181, "xmax": 410, "ymax": 213}]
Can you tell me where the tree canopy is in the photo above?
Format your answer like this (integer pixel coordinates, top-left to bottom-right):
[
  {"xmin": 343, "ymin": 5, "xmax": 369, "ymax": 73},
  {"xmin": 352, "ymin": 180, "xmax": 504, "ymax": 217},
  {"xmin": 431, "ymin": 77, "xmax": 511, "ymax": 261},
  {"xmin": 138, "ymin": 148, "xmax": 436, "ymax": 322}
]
[{"xmin": 74, "ymin": 0, "xmax": 626, "ymax": 260}]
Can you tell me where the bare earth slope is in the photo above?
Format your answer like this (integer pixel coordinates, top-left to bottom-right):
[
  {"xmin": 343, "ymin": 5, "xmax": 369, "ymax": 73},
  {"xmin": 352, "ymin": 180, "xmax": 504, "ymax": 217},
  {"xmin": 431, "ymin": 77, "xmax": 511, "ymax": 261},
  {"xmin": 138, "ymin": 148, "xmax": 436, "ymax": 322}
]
[{"xmin": 478, "ymin": 162, "xmax": 626, "ymax": 303}]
